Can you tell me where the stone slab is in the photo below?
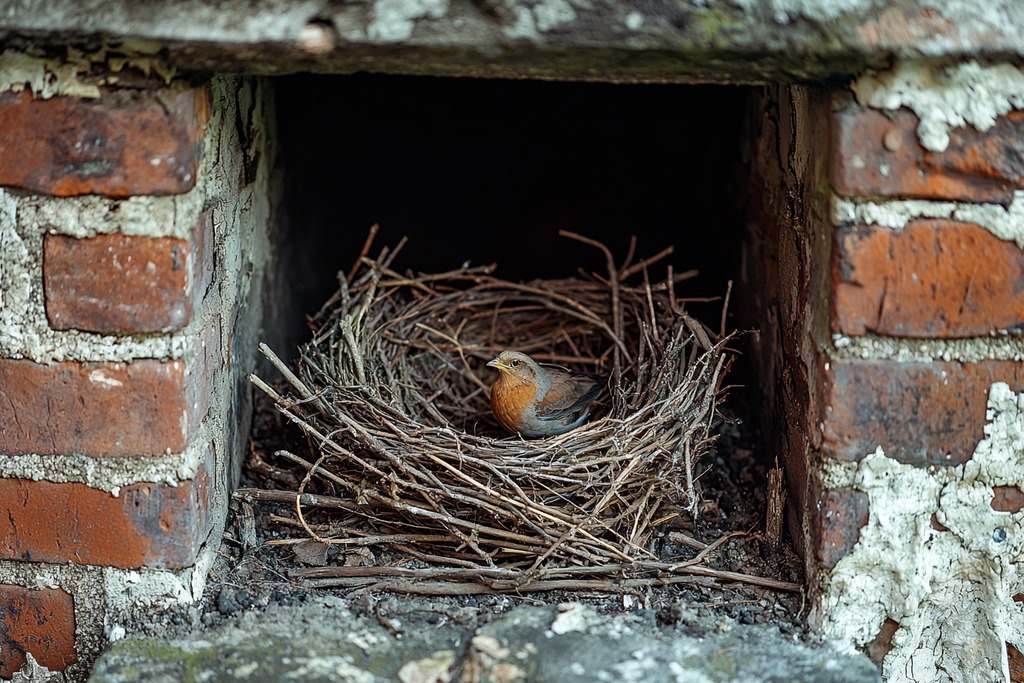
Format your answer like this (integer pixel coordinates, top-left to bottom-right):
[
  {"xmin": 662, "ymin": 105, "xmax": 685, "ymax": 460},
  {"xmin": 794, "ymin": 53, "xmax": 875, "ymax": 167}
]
[{"xmin": 88, "ymin": 597, "xmax": 881, "ymax": 683}]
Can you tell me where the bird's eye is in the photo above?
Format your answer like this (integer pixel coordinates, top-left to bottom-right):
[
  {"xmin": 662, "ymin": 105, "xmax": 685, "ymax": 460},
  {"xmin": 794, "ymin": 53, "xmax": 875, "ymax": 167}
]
[{"xmin": 510, "ymin": 359, "xmax": 521, "ymax": 367}]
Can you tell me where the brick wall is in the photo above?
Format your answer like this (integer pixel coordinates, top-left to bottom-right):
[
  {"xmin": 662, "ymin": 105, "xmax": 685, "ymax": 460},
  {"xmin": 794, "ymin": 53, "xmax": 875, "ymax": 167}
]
[
  {"xmin": 1, "ymin": 49, "xmax": 1020, "ymax": 683},
  {"xmin": 745, "ymin": 67, "xmax": 1024, "ymax": 683},
  {"xmin": 0, "ymin": 69, "xmax": 274, "ymax": 681}
]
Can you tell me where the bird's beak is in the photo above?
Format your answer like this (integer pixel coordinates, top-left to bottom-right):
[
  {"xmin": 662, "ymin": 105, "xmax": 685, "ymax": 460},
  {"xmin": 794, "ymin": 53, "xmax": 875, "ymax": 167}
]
[{"xmin": 486, "ymin": 358, "xmax": 504, "ymax": 369}]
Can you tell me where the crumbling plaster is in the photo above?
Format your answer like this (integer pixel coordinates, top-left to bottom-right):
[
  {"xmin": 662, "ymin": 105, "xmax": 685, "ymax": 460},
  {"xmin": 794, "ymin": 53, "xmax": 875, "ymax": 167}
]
[
  {"xmin": 1, "ymin": 8, "xmax": 1023, "ymax": 680},
  {"xmin": 819, "ymin": 384, "xmax": 1024, "ymax": 683},
  {"xmin": 0, "ymin": 190, "xmax": 204, "ymax": 364},
  {"xmin": 0, "ymin": 542, "xmax": 221, "ymax": 682},
  {"xmin": 853, "ymin": 61, "xmax": 1024, "ymax": 153},
  {"xmin": 817, "ymin": 60, "xmax": 1024, "ymax": 683},
  {"xmin": 0, "ymin": 70, "xmax": 276, "ymax": 678},
  {"xmin": 0, "ymin": 68, "xmax": 275, "ymax": 488},
  {"xmin": 834, "ymin": 191, "xmax": 1024, "ymax": 252},
  {"xmin": 0, "ymin": 51, "xmax": 209, "ymax": 365}
]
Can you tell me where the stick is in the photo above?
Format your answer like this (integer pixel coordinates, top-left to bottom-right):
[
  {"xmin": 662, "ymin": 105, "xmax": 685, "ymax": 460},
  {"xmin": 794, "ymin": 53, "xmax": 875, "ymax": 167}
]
[
  {"xmin": 620, "ymin": 245, "xmax": 674, "ymax": 279},
  {"xmin": 559, "ymin": 230, "xmax": 624, "ymax": 376},
  {"xmin": 292, "ymin": 564, "xmax": 801, "ymax": 593},
  {"xmin": 347, "ymin": 223, "xmax": 379, "ymax": 284},
  {"xmin": 720, "ymin": 279, "xmax": 733, "ymax": 339}
]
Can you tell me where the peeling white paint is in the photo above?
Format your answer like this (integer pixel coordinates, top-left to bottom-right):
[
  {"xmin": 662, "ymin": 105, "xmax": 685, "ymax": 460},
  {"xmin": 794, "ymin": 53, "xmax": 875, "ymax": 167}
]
[
  {"xmin": 833, "ymin": 191, "xmax": 1024, "ymax": 250},
  {"xmin": 533, "ymin": 0, "xmax": 577, "ymax": 32},
  {"xmin": 88, "ymin": 369, "xmax": 124, "ymax": 388},
  {"xmin": 830, "ymin": 334, "xmax": 1024, "ymax": 363},
  {"xmin": 502, "ymin": 0, "xmax": 579, "ymax": 39},
  {"xmin": 0, "ymin": 49, "xmax": 100, "ymax": 98},
  {"xmin": 104, "ymin": 621, "xmax": 127, "ymax": 642},
  {"xmin": 34, "ymin": 572, "xmax": 59, "ymax": 590},
  {"xmin": 103, "ymin": 564, "xmax": 196, "ymax": 609},
  {"xmin": 820, "ymin": 383, "xmax": 1024, "ymax": 683},
  {"xmin": 102, "ymin": 539, "xmax": 220, "ymax": 625},
  {"xmin": 366, "ymin": 0, "xmax": 450, "ymax": 42},
  {"xmin": 25, "ymin": 188, "xmax": 203, "ymax": 240},
  {"xmin": 624, "ymin": 11, "xmax": 644, "ymax": 31},
  {"xmin": 853, "ymin": 61, "xmax": 1024, "ymax": 152},
  {"xmin": 0, "ymin": 437, "xmax": 208, "ymax": 492},
  {"xmin": 0, "ymin": 47, "xmax": 177, "ymax": 97},
  {"xmin": 727, "ymin": 0, "xmax": 870, "ymax": 24}
]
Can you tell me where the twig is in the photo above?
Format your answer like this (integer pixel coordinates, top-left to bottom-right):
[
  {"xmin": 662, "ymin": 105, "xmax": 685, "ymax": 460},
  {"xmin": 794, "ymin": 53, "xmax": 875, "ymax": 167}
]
[
  {"xmin": 620, "ymin": 245, "xmax": 674, "ymax": 279},
  {"xmin": 347, "ymin": 223, "xmax": 380, "ymax": 283},
  {"xmin": 559, "ymin": 230, "xmax": 625, "ymax": 376},
  {"xmin": 290, "ymin": 561, "xmax": 801, "ymax": 594},
  {"xmin": 234, "ymin": 487, "xmax": 363, "ymax": 512},
  {"xmin": 720, "ymin": 279, "xmax": 733, "ymax": 339},
  {"xmin": 295, "ymin": 451, "xmax": 333, "ymax": 544}
]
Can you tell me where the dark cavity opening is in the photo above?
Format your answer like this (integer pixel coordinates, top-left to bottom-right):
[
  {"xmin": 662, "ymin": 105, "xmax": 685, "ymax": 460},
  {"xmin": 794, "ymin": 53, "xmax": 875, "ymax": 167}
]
[
  {"xmin": 253, "ymin": 74, "xmax": 803, "ymax": 614},
  {"xmin": 272, "ymin": 73, "xmax": 751, "ymax": 348}
]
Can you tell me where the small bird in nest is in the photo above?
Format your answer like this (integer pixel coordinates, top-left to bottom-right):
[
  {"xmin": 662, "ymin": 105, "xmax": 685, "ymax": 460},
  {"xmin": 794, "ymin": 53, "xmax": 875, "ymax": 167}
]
[{"xmin": 487, "ymin": 350, "xmax": 606, "ymax": 438}]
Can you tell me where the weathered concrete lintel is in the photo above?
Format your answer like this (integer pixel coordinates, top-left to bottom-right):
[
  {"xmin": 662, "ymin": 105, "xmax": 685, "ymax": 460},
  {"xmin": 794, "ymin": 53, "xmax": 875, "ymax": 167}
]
[
  {"xmin": 171, "ymin": 44, "xmax": 874, "ymax": 84},
  {"xmin": 2, "ymin": 0, "xmax": 1023, "ymax": 82}
]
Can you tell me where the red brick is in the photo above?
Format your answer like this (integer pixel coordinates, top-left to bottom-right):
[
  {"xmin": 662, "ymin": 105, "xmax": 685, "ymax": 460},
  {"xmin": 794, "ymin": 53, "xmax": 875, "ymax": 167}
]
[
  {"xmin": 0, "ymin": 585, "xmax": 77, "ymax": 678},
  {"xmin": 809, "ymin": 484, "xmax": 869, "ymax": 570},
  {"xmin": 0, "ymin": 358, "xmax": 202, "ymax": 457},
  {"xmin": 992, "ymin": 486, "xmax": 1024, "ymax": 513},
  {"xmin": 1011, "ymin": 643, "xmax": 1024, "ymax": 683},
  {"xmin": 833, "ymin": 220, "xmax": 1024, "ymax": 337},
  {"xmin": 821, "ymin": 358, "xmax": 1024, "ymax": 465},
  {"xmin": 44, "ymin": 211, "xmax": 214, "ymax": 334},
  {"xmin": 864, "ymin": 618, "xmax": 899, "ymax": 666},
  {"xmin": 0, "ymin": 86, "xmax": 209, "ymax": 197},
  {"xmin": 831, "ymin": 105, "xmax": 1024, "ymax": 202},
  {"xmin": 0, "ymin": 457, "xmax": 212, "ymax": 569}
]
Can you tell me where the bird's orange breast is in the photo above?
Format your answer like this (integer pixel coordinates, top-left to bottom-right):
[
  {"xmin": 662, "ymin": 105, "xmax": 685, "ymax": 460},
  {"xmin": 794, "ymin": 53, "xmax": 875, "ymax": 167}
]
[{"xmin": 490, "ymin": 377, "xmax": 538, "ymax": 434}]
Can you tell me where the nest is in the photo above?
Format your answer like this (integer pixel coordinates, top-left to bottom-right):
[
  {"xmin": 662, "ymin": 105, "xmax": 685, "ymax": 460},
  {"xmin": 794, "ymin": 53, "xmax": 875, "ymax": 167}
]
[{"xmin": 247, "ymin": 231, "xmax": 780, "ymax": 594}]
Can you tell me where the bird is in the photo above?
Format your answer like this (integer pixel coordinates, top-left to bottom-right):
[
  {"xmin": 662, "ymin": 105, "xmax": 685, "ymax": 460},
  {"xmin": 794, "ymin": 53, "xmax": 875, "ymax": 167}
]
[{"xmin": 486, "ymin": 350, "xmax": 605, "ymax": 438}]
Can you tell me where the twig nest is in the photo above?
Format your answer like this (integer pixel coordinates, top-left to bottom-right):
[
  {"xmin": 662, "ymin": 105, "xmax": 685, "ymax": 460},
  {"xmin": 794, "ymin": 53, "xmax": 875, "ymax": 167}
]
[{"xmin": 255, "ymin": 236, "xmax": 734, "ymax": 571}]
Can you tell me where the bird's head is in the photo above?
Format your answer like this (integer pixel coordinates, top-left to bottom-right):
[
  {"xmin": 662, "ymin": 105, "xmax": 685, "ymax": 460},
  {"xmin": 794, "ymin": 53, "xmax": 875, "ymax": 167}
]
[{"xmin": 486, "ymin": 350, "xmax": 538, "ymax": 382}]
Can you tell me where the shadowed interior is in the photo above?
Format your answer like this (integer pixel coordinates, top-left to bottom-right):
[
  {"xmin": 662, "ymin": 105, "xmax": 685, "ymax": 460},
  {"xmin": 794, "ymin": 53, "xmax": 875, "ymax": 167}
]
[{"xmin": 273, "ymin": 73, "xmax": 752, "ymax": 350}]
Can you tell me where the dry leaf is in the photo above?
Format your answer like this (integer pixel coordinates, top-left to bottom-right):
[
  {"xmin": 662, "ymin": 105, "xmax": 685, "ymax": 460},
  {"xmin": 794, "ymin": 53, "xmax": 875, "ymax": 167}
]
[{"xmin": 292, "ymin": 539, "xmax": 330, "ymax": 566}]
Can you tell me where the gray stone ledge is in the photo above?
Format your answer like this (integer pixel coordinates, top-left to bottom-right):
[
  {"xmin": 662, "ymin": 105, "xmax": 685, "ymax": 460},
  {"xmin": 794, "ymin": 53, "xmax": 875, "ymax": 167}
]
[
  {"xmin": 88, "ymin": 597, "xmax": 881, "ymax": 683},
  {"xmin": 1, "ymin": 0, "xmax": 1024, "ymax": 82}
]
